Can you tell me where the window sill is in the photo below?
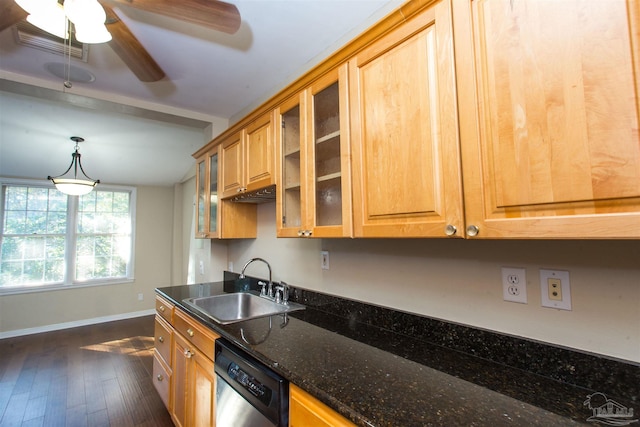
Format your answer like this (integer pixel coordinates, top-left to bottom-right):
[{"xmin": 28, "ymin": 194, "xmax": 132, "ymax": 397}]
[{"xmin": 0, "ymin": 278, "xmax": 135, "ymax": 296}]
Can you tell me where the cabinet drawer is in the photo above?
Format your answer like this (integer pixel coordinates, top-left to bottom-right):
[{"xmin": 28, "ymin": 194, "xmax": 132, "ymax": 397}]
[
  {"xmin": 154, "ymin": 315, "xmax": 172, "ymax": 365},
  {"xmin": 174, "ymin": 309, "xmax": 219, "ymax": 355},
  {"xmin": 156, "ymin": 295, "xmax": 174, "ymax": 324},
  {"xmin": 153, "ymin": 351, "xmax": 171, "ymax": 409}
]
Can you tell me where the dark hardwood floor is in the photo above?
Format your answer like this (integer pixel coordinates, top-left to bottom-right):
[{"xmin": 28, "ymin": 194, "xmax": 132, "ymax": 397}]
[{"xmin": 0, "ymin": 316, "xmax": 174, "ymax": 427}]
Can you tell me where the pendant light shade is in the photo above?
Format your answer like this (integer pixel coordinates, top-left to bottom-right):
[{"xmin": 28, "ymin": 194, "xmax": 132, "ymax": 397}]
[{"xmin": 48, "ymin": 136, "xmax": 100, "ymax": 196}]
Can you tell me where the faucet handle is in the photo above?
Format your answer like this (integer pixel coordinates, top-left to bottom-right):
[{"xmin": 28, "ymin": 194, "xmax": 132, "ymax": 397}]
[
  {"xmin": 276, "ymin": 282, "xmax": 290, "ymax": 304},
  {"xmin": 258, "ymin": 281, "xmax": 267, "ymax": 296}
]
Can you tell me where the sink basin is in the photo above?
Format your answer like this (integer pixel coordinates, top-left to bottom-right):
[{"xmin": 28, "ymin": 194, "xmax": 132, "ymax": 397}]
[{"xmin": 183, "ymin": 292, "xmax": 305, "ymax": 324}]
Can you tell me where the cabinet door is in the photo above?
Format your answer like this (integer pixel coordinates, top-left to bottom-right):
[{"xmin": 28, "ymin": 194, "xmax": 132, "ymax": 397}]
[
  {"xmin": 308, "ymin": 65, "xmax": 352, "ymax": 238},
  {"xmin": 290, "ymin": 384, "xmax": 355, "ymax": 427},
  {"xmin": 195, "ymin": 147, "xmax": 221, "ymax": 238},
  {"xmin": 208, "ymin": 148, "xmax": 219, "ymax": 236},
  {"xmin": 195, "ymin": 156, "xmax": 207, "ymax": 237},
  {"xmin": 276, "ymin": 93, "xmax": 307, "ymax": 237},
  {"xmin": 171, "ymin": 333, "xmax": 190, "ymax": 427},
  {"xmin": 454, "ymin": 0, "xmax": 640, "ymax": 238},
  {"xmin": 245, "ymin": 111, "xmax": 275, "ymax": 192},
  {"xmin": 220, "ymin": 130, "xmax": 245, "ymax": 199},
  {"xmin": 189, "ymin": 350, "xmax": 216, "ymax": 427},
  {"xmin": 349, "ymin": 0, "xmax": 464, "ymax": 238}
]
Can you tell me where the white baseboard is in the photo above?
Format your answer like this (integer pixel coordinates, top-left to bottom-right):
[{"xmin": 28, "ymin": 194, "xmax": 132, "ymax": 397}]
[{"xmin": 0, "ymin": 309, "xmax": 156, "ymax": 340}]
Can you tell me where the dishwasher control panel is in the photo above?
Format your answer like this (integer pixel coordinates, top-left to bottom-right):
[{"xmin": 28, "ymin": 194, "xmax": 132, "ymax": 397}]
[{"xmin": 228, "ymin": 361, "xmax": 272, "ymax": 404}]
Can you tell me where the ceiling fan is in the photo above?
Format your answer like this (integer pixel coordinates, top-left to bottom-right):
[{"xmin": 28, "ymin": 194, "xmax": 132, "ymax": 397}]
[{"xmin": 0, "ymin": 0, "xmax": 241, "ymax": 82}]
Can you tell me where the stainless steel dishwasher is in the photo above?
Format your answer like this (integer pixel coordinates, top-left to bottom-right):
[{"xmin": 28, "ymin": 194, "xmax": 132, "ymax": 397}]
[{"xmin": 215, "ymin": 339, "xmax": 289, "ymax": 427}]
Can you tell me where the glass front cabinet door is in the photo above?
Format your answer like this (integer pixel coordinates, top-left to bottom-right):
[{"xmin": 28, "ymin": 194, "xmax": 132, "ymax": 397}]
[
  {"xmin": 195, "ymin": 146, "xmax": 220, "ymax": 238},
  {"xmin": 276, "ymin": 64, "xmax": 352, "ymax": 238}
]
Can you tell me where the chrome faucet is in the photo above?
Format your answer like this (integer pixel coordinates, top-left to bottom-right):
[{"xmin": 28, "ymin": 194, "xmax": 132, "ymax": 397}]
[{"xmin": 239, "ymin": 257, "xmax": 273, "ymax": 298}]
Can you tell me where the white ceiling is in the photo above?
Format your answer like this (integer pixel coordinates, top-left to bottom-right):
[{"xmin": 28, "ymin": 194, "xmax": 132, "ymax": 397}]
[{"xmin": 0, "ymin": 0, "xmax": 401, "ymax": 186}]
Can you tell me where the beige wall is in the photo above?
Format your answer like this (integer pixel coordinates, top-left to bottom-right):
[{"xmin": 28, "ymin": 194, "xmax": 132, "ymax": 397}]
[
  {"xmin": 228, "ymin": 203, "xmax": 640, "ymax": 363},
  {"xmin": 0, "ymin": 186, "xmax": 174, "ymax": 334}
]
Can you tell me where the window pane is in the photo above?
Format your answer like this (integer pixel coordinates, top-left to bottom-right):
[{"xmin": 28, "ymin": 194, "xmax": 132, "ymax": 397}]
[
  {"xmin": 27, "ymin": 187, "xmax": 48, "ymax": 211},
  {"xmin": 26, "ymin": 210, "xmax": 47, "ymax": 234},
  {"xmin": 5, "ymin": 186, "xmax": 27, "ymax": 210},
  {"xmin": 4, "ymin": 210, "xmax": 26, "ymax": 234}
]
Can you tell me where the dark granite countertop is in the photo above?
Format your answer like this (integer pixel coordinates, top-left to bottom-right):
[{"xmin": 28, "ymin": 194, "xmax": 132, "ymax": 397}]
[{"xmin": 156, "ymin": 278, "xmax": 638, "ymax": 426}]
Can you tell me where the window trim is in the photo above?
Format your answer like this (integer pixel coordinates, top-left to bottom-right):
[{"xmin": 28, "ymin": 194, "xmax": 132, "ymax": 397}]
[{"xmin": 0, "ymin": 177, "xmax": 137, "ymax": 295}]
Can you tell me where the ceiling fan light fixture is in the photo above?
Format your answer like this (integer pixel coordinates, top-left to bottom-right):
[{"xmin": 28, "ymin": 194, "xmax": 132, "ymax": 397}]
[
  {"xmin": 74, "ymin": 23, "xmax": 112, "ymax": 44},
  {"xmin": 64, "ymin": 0, "xmax": 107, "ymax": 26},
  {"xmin": 20, "ymin": 1, "xmax": 69, "ymax": 40},
  {"xmin": 48, "ymin": 136, "xmax": 100, "ymax": 196}
]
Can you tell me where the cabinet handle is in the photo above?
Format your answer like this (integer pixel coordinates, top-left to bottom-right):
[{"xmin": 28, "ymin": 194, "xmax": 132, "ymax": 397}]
[
  {"xmin": 184, "ymin": 349, "xmax": 193, "ymax": 359},
  {"xmin": 158, "ymin": 336, "xmax": 164, "ymax": 343},
  {"xmin": 444, "ymin": 224, "xmax": 457, "ymax": 236},
  {"xmin": 157, "ymin": 374, "xmax": 164, "ymax": 382},
  {"xmin": 187, "ymin": 328, "xmax": 194, "ymax": 337},
  {"xmin": 466, "ymin": 225, "xmax": 480, "ymax": 237},
  {"xmin": 158, "ymin": 305, "xmax": 165, "ymax": 312}
]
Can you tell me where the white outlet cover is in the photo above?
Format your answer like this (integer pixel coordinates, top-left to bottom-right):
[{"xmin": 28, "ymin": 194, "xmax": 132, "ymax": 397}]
[
  {"xmin": 502, "ymin": 267, "xmax": 527, "ymax": 304},
  {"xmin": 540, "ymin": 269, "xmax": 571, "ymax": 310}
]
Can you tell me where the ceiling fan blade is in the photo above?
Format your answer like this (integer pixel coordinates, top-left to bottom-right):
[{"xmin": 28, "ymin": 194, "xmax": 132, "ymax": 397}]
[
  {"xmin": 103, "ymin": 5, "xmax": 166, "ymax": 82},
  {"xmin": 0, "ymin": 0, "xmax": 28, "ymax": 33},
  {"xmin": 101, "ymin": 0, "xmax": 241, "ymax": 34}
]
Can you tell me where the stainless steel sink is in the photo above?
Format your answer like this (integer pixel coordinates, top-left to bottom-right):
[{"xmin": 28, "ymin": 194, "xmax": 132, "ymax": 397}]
[{"xmin": 183, "ymin": 293, "xmax": 305, "ymax": 324}]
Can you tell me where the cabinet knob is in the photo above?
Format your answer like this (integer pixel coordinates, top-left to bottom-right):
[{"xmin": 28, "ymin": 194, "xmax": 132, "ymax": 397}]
[
  {"xmin": 303, "ymin": 230, "xmax": 312, "ymax": 237},
  {"xmin": 158, "ymin": 336, "xmax": 164, "ymax": 343},
  {"xmin": 187, "ymin": 328, "xmax": 194, "ymax": 337},
  {"xmin": 156, "ymin": 374, "xmax": 164, "ymax": 382},
  {"xmin": 297, "ymin": 230, "xmax": 304, "ymax": 237},
  {"xmin": 444, "ymin": 224, "xmax": 457, "ymax": 236},
  {"xmin": 466, "ymin": 225, "xmax": 480, "ymax": 237},
  {"xmin": 158, "ymin": 305, "xmax": 165, "ymax": 312},
  {"xmin": 184, "ymin": 349, "xmax": 193, "ymax": 359}
]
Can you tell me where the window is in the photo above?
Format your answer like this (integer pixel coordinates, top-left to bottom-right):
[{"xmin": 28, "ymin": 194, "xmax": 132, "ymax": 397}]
[{"xmin": 0, "ymin": 180, "xmax": 135, "ymax": 293}]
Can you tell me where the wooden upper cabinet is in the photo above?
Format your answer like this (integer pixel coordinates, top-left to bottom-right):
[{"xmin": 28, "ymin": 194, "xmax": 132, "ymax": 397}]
[
  {"xmin": 454, "ymin": 0, "xmax": 640, "ymax": 238},
  {"xmin": 220, "ymin": 112, "xmax": 275, "ymax": 200},
  {"xmin": 275, "ymin": 65, "xmax": 352, "ymax": 238},
  {"xmin": 348, "ymin": 0, "xmax": 465, "ymax": 238},
  {"xmin": 220, "ymin": 130, "xmax": 245, "ymax": 199},
  {"xmin": 195, "ymin": 144, "xmax": 256, "ymax": 239},
  {"xmin": 195, "ymin": 147, "xmax": 220, "ymax": 238},
  {"xmin": 245, "ymin": 111, "xmax": 275, "ymax": 192}
]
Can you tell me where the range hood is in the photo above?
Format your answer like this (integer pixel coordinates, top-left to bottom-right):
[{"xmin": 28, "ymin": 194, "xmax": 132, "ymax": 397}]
[{"xmin": 228, "ymin": 185, "xmax": 276, "ymax": 204}]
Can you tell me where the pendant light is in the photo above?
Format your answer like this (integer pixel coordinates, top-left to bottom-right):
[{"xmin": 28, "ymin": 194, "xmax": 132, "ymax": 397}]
[{"xmin": 48, "ymin": 136, "xmax": 100, "ymax": 196}]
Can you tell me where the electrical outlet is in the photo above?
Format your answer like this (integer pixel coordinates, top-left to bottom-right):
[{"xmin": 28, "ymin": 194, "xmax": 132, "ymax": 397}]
[
  {"xmin": 502, "ymin": 267, "xmax": 527, "ymax": 303},
  {"xmin": 321, "ymin": 251, "xmax": 330, "ymax": 270},
  {"xmin": 540, "ymin": 269, "xmax": 571, "ymax": 310},
  {"xmin": 137, "ymin": 293, "xmax": 143, "ymax": 301}
]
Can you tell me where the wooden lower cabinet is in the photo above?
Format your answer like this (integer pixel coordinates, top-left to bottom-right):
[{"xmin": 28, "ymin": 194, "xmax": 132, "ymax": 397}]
[
  {"xmin": 154, "ymin": 297, "xmax": 219, "ymax": 427},
  {"xmin": 290, "ymin": 384, "xmax": 356, "ymax": 427}
]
